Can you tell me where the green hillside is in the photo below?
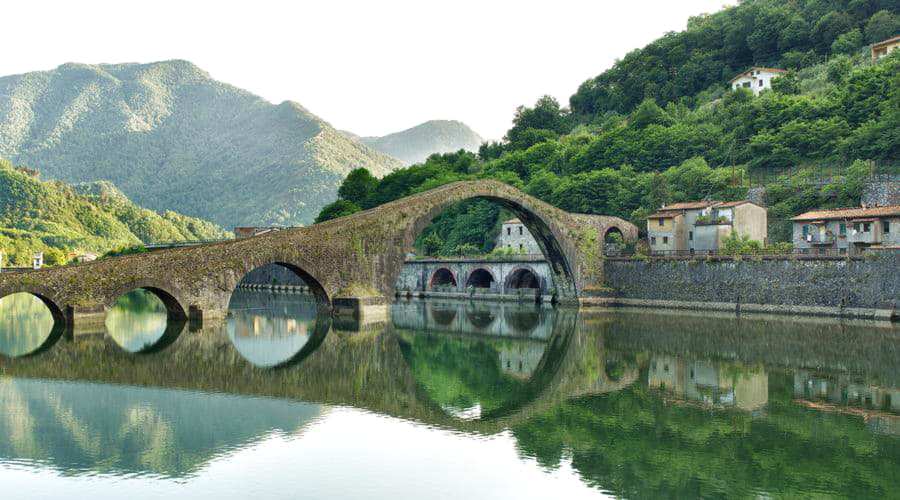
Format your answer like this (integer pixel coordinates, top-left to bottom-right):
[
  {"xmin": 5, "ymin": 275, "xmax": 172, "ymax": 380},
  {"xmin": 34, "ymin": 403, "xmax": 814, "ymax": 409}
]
[
  {"xmin": 0, "ymin": 159, "xmax": 229, "ymax": 266},
  {"xmin": 317, "ymin": 0, "xmax": 899, "ymax": 248},
  {"xmin": 0, "ymin": 60, "xmax": 402, "ymax": 227},
  {"xmin": 354, "ymin": 120, "xmax": 484, "ymax": 165}
]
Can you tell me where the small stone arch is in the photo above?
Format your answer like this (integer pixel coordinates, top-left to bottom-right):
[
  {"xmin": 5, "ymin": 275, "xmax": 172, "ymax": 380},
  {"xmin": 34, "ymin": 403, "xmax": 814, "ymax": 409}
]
[
  {"xmin": 428, "ymin": 268, "xmax": 458, "ymax": 291},
  {"xmin": 465, "ymin": 268, "xmax": 497, "ymax": 289},
  {"xmin": 505, "ymin": 265, "xmax": 542, "ymax": 291},
  {"xmin": 0, "ymin": 284, "xmax": 67, "ymax": 325},
  {"xmin": 232, "ymin": 260, "xmax": 330, "ymax": 306},
  {"xmin": 105, "ymin": 280, "xmax": 189, "ymax": 320}
]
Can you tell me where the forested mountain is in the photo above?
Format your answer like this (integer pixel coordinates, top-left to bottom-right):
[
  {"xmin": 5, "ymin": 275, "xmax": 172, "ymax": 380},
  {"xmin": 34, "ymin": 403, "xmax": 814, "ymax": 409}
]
[
  {"xmin": 0, "ymin": 60, "xmax": 402, "ymax": 227},
  {"xmin": 351, "ymin": 120, "xmax": 484, "ymax": 165},
  {"xmin": 317, "ymin": 0, "xmax": 900, "ymax": 249},
  {"xmin": 0, "ymin": 159, "xmax": 229, "ymax": 266}
]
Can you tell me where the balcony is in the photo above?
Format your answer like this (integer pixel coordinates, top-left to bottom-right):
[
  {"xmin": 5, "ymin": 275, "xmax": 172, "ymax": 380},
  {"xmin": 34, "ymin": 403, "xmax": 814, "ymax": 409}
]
[
  {"xmin": 848, "ymin": 230, "xmax": 880, "ymax": 244},
  {"xmin": 806, "ymin": 233, "xmax": 834, "ymax": 245}
]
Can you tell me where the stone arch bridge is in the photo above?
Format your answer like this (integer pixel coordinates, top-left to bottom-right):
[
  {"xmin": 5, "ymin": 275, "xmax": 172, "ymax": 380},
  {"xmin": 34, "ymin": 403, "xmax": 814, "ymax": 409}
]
[{"xmin": 0, "ymin": 180, "xmax": 636, "ymax": 327}]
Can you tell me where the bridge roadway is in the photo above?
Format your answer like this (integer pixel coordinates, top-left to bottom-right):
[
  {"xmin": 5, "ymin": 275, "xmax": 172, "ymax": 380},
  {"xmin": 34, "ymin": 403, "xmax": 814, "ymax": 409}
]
[{"xmin": 0, "ymin": 180, "xmax": 636, "ymax": 329}]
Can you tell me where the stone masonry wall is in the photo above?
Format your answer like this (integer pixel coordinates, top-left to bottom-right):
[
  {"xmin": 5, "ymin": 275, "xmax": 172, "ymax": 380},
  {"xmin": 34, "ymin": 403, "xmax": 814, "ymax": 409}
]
[
  {"xmin": 604, "ymin": 253, "xmax": 900, "ymax": 309},
  {"xmin": 862, "ymin": 180, "xmax": 900, "ymax": 207}
]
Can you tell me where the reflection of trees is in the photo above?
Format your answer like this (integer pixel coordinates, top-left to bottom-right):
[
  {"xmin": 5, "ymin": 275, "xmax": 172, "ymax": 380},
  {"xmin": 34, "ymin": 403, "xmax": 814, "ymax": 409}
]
[
  {"xmin": 105, "ymin": 290, "xmax": 169, "ymax": 352},
  {"xmin": 511, "ymin": 371, "xmax": 900, "ymax": 498},
  {"xmin": 0, "ymin": 293, "xmax": 55, "ymax": 356},
  {"xmin": 0, "ymin": 377, "xmax": 322, "ymax": 478},
  {"xmin": 397, "ymin": 332, "xmax": 535, "ymax": 417}
]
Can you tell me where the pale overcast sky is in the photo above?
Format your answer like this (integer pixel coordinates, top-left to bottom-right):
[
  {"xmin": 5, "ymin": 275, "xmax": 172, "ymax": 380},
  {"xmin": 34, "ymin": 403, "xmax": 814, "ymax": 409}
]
[{"xmin": 3, "ymin": 0, "xmax": 733, "ymax": 140}]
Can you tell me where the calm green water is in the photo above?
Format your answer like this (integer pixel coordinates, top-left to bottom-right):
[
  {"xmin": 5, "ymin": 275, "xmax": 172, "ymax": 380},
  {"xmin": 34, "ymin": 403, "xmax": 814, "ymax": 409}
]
[{"xmin": 1, "ymin": 290, "xmax": 899, "ymax": 499}]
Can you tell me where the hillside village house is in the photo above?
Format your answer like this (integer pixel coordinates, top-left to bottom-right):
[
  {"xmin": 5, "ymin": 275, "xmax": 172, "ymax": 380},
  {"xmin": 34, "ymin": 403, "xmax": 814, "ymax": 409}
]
[
  {"xmin": 647, "ymin": 200, "xmax": 768, "ymax": 255},
  {"xmin": 730, "ymin": 67, "xmax": 786, "ymax": 95},
  {"xmin": 871, "ymin": 35, "xmax": 900, "ymax": 62},
  {"xmin": 791, "ymin": 205, "xmax": 900, "ymax": 255}
]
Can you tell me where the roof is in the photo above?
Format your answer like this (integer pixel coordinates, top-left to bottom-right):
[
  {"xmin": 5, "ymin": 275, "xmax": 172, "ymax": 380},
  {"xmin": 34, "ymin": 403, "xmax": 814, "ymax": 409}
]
[
  {"xmin": 729, "ymin": 66, "xmax": 787, "ymax": 82},
  {"xmin": 872, "ymin": 35, "xmax": 900, "ymax": 48},
  {"xmin": 791, "ymin": 205, "xmax": 900, "ymax": 222},
  {"xmin": 647, "ymin": 210, "xmax": 683, "ymax": 220},
  {"xmin": 715, "ymin": 200, "xmax": 760, "ymax": 209},
  {"xmin": 661, "ymin": 201, "xmax": 721, "ymax": 210},
  {"xmin": 503, "ymin": 218, "xmax": 522, "ymax": 224}
]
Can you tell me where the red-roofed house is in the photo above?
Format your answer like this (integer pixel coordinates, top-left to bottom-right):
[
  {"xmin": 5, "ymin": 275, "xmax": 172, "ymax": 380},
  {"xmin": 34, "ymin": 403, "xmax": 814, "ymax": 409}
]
[
  {"xmin": 648, "ymin": 200, "xmax": 767, "ymax": 254},
  {"xmin": 791, "ymin": 205, "xmax": 900, "ymax": 255}
]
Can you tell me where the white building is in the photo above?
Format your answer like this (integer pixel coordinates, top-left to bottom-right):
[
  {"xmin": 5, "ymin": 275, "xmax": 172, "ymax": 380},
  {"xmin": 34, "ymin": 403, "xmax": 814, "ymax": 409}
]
[
  {"xmin": 730, "ymin": 67, "xmax": 786, "ymax": 95},
  {"xmin": 496, "ymin": 219, "xmax": 541, "ymax": 255}
]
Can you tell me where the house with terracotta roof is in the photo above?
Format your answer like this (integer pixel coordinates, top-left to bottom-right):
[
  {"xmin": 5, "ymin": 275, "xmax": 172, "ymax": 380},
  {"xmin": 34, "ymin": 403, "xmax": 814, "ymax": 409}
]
[
  {"xmin": 730, "ymin": 67, "xmax": 786, "ymax": 95},
  {"xmin": 791, "ymin": 205, "xmax": 900, "ymax": 255},
  {"xmin": 647, "ymin": 200, "xmax": 767, "ymax": 254},
  {"xmin": 871, "ymin": 35, "xmax": 900, "ymax": 63}
]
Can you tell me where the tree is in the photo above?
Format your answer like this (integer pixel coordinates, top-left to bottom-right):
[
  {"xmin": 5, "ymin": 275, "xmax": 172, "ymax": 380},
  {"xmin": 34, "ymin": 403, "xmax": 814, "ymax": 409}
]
[
  {"xmin": 313, "ymin": 199, "xmax": 360, "ymax": 223},
  {"xmin": 629, "ymin": 99, "xmax": 671, "ymax": 129},
  {"xmin": 420, "ymin": 232, "xmax": 443, "ymax": 256},
  {"xmin": 831, "ymin": 29, "xmax": 863, "ymax": 55},
  {"xmin": 812, "ymin": 11, "xmax": 856, "ymax": 53},
  {"xmin": 865, "ymin": 10, "xmax": 900, "ymax": 43},
  {"xmin": 505, "ymin": 96, "xmax": 570, "ymax": 150},
  {"xmin": 337, "ymin": 168, "xmax": 378, "ymax": 207}
]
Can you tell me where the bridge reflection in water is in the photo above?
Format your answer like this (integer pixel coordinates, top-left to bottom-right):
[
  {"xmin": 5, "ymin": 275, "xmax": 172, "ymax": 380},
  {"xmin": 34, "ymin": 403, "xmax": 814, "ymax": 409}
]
[{"xmin": 1, "ymin": 295, "xmax": 900, "ymax": 497}]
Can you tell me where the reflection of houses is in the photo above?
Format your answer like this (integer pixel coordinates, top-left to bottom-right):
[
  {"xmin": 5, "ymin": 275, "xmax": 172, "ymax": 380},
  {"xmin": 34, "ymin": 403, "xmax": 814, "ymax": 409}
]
[
  {"xmin": 648, "ymin": 356, "xmax": 768, "ymax": 411},
  {"xmin": 234, "ymin": 314, "xmax": 311, "ymax": 337},
  {"xmin": 647, "ymin": 200, "xmax": 767, "ymax": 254},
  {"xmin": 792, "ymin": 205, "xmax": 900, "ymax": 255},
  {"xmin": 793, "ymin": 370, "xmax": 900, "ymax": 436},
  {"xmin": 396, "ymin": 258, "xmax": 554, "ymax": 300}
]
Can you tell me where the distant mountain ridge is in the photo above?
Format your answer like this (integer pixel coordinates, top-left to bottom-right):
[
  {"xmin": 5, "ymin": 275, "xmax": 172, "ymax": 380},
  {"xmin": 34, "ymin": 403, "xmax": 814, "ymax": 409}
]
[
  {"xmin": 0, "ymin": 60, "xmax": 402, "ymax": 227},
  {"xmin": 349, "ymin": 120, "xmax": 483, "ymax": 165}
]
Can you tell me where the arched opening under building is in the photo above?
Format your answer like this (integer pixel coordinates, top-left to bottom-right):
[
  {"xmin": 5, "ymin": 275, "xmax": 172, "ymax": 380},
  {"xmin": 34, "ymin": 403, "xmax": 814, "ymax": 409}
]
[
  {"xmin": 228, "ymin": 262, "xmax": 329, "ymax": 368},
  {"xmin": 506, "ymin": 268, "xmax": 540, "ymax": 290},
  {"xmin": 466, "ymin": 269, "xmax": 495, "ymax": 290},
  {"xmin": 429, "ymin": 268, "xmax": 457, "ymax": 291},
  {"xmin": 0, "ymin": 291, "xmax": 66, "ymax": 357},
  {"xmin": 604, "ymin": 226, "xmax": 624, "ymax": 256},
  {"xmin": 105, "ymin": 287, "xmax": 187, "ymax": 354}
]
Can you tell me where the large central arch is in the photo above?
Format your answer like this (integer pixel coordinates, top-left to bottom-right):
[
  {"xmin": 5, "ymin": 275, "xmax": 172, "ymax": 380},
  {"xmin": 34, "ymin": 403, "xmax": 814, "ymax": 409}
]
[{"xmin": 386, "ymin": 184, "xmax": 583, "ymax": 303}]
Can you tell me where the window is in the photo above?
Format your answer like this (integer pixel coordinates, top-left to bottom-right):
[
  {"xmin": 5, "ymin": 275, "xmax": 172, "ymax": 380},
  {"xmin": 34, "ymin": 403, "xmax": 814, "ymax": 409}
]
[
  {"xmin": 689, "ymin": 231, "xmax": 693, "ymax": 241},
  {"xmin": 839, "ymin": 248, "xmax": 847, "ymax": 255},
  {"xmin": 519, "ymin": 226, "xmax": 523, "ymax": 235},
  {"xmin": 663, "ymin": 236, "xmax": 669, "ymax": 244},
  {"xmin": 884, "ymin": 220, "xmax": 891, "ymax": 233},
  {"xmin": 802, "ymin": 225, "xmax": 809, "ymax": 237},
  {"xmin": 743, "ymin": 82, "xmax": 751, "ymax": 88},
  {"xmin": 519, "ymin": 243, "xmax": 523, "ymax": 251},
  {"xmin": 651, "ymin": 237, "xmax": 657, "ymax": 245},
  {"xmin": 658, "ymin": 219, "xmax": 664, "ymax": 227},
  {"xmin": 507, "ymin": 227, "xmax": 511, "ymax": 235},
  {"xmin": 864, "ymin": 223, "xmax": 871, "ymax": 232},
  {"xmin": 759, "ymin": 79, "xmax": 764, "ymax": 87},
  {"xmin": 839, "ymin": 223, "xmax": 846, "ymax": 236}
]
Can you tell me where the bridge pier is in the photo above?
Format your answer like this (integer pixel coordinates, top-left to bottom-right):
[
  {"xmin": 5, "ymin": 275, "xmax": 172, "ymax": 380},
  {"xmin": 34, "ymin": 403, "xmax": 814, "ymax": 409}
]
[
  {"xmin": 66, "ymin": 304, "xmax": 106, "ymax": 337},
  {"xmin": 332, "ymin": 296, "xmax": 390, "ymax": 325}
]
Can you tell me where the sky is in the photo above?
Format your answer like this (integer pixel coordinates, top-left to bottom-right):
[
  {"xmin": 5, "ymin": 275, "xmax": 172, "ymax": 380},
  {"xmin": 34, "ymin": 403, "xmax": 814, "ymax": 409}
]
[{"xmin": 2, "ymin": 0, "xmax": 734, "ymax": 140}]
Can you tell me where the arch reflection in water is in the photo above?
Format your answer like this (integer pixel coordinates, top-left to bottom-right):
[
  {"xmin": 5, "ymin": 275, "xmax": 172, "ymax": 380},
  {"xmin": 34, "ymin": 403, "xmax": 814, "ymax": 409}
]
[
  {"xmin": 227, "ymin": 289, "xmax": 324, "ymax": 368},
  {"xmin": 0, "ymin": 293, "xmax": 61, "ymax": 357},
  {"xmin": 394, "ymin": 300, "xmax": 558, "ymax": 420},
  {"xmin": 106, "ymin": 289, "xmax": 185, "ymax": 353}
]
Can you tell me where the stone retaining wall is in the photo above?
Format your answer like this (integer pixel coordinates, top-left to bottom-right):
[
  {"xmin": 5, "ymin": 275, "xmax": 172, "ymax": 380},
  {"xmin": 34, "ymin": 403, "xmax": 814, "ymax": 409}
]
[{"xmin": 603, "ymin": 254, "xmax": 899, "ymax": 318}]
